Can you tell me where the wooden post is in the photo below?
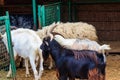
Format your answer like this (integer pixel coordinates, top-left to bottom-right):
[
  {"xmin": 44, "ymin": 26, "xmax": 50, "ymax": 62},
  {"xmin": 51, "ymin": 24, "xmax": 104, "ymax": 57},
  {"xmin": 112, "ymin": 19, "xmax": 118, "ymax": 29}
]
[{"xmin": 0, "ymin": 0, "xmax": 4, "ymax": 5}]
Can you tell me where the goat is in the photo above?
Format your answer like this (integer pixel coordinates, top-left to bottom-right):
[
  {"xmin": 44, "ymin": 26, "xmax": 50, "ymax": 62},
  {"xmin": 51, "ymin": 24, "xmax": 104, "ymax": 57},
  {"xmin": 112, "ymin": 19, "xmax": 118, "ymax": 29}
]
[
  {"xmin": 36, "ymin": 22, "xmax": 58, "ymax": 69},
  {"xmin": 54, "ymin": 34, "xmax": 110, "ymax": 53},
  {"xmin": 2, "ymin": 28, "xmax": 44, "ymax": 80},
  {"xmin": 40, "ymin": 36, "xmax": 106, "ymax": 80},
  {"xmin": 54, "ymin": 35, "xmax": 111, "ymax": 62}
]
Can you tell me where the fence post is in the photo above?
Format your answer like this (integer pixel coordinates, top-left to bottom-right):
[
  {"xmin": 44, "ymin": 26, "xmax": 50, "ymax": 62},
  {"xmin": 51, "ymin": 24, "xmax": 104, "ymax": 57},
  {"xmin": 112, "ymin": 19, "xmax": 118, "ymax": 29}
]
[
  {"xmin": 41, "ymin": 6, "xmax": 45, "ymax": 27},
  {"xmin": 5, "ymin": 11, "xmax": 16, "ymax": 78},
  {"xmin": 32, "ymin": 0, "xmax": 37, "ymax": 30},
  {"xmin": 57, "ymin": 3, "xmax": 61, "ymax": 22}
]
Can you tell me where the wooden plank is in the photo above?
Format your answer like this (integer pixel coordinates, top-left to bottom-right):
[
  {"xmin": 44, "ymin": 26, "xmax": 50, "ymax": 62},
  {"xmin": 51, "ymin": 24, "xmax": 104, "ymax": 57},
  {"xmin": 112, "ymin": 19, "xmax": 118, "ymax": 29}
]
[
  {"xmin": 72, "ymin": 0, "xmax": 120, "ymax": 4},
  {"xmin": 77, "ymin": 11, "xmax": 120, "ymax": 22},
  {"xmin": 4, "ymin": 0, "xmax": 32, "ymax": 5},
  {"xmin": 61, "ymin": 5, "xmax": 69, "ymax": 22},
  {"xmin": 61, "ymin": 13, "xmax": 68, "ymax": 22},
  {"xmin": 89, "ymin": 22, "xmax": 120, "ymax": 31},
  {"xmin": 1, "ymin": 5, "xmax": 32, "ymax": 14},
  {"xmin": 97, "ymin": 31, "xmax": 120, "ymax": 41},
  {"xmin": 74, "ymin": 4, "xmax": 120, "ymax": 11},
  {"xmin": 0, "ymin": 0, "xmax": 4, "ymax": 5},
  {"xmin": 73, "ymin": 3, "xmax": 120, "ymax": 41}
]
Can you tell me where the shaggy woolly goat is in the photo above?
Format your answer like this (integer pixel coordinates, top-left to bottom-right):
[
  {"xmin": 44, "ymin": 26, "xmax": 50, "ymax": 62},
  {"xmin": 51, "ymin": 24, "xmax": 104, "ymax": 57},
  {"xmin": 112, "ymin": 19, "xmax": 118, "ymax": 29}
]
[{"xmin": 36, "ymin": 22, "xmax": 98, "ymax": 41}]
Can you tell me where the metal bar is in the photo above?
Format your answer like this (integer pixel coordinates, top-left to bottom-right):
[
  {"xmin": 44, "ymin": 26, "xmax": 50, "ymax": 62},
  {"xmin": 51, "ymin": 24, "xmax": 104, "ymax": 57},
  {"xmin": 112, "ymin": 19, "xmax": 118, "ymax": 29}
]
[
  {"xmin": 0, "ymin": 16, "xmax": 8, "ymax": 20},
  {"xmin": 44, "ymin": 2, "xmax": 61, "ymax": 7},
  {"xmin": 41, "ymin": 6, "xmax": 45, "ymax": 27},
  {"xmin": 57, "ymin": 3, "xmax": 61, "ymax": 22},
  {"xmin": 32, "ymin": 0, "xmax": 37, "ymax": 30},
  {"xmin": 38, "ymin": 5, "xmax": 42, "ymax": 28},
  {"xmin": 38, "ymin": 2, "xmax": 61, "ymax": 27},
  {"xmin": 5, "ymin": 11, "xmax": 16, "ymax": 78}
]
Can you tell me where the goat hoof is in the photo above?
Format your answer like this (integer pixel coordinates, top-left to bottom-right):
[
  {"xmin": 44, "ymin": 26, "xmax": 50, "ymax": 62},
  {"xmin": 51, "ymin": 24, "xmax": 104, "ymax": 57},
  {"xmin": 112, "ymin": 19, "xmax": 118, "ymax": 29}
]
[
  {"xmin": 25, "ymin": 74, "xmax": 30, "ymax": 77},
  {"xmin": 48, "ymin": 66, "xmax": 52, "ymax": 69},
  {"xmin": 35, "ymin": 76, "xmax": 40, "ymax": 80},
  {"xmin": 6, "ymin": 75, "xmax": 11, "ymax": 78}
]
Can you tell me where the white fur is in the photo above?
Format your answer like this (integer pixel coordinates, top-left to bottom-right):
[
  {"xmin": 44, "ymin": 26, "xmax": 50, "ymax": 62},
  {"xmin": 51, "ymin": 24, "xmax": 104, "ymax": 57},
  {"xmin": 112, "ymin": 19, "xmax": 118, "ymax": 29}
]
[
  {"xmin": 2, "ymin": 28, "xmax": 44, "ymax": 80},
  {"xmin": 54, "ymin": 35, "xmax": 111, "ymax": 52},
  {"xmin": 54, "ymin": 35, "xmax": 76, "ymax": 47},
  {"xmin": 54, "ymin": 35, "xmax": 111, "ymax": 63}
]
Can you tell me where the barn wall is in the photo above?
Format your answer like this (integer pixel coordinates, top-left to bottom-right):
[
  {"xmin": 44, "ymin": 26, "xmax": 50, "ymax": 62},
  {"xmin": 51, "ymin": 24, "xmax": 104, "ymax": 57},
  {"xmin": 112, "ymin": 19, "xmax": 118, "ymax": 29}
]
[
  {"xmin": 0, "ymin": 0, "xmax": 60, "ymax": 28},
  {"xmin": 1, "ymin": 0, "xmax": 120, "ymax": 41},
  {"xmin": 72, "ymin": 3, "xmax": 120, "ymax": 41},
  {"xmin": 0, "ymin": 0, "xmax": 4, "ymax": 5},
  {"xmin": 0, "ymin": 0, "xmax": 60, "ymax": 14}
]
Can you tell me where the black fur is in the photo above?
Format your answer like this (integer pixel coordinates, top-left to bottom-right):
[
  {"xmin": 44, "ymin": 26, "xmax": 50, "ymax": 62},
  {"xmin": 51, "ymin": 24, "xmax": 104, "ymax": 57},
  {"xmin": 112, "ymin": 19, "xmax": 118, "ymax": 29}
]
[{"xmin": 40, "ymin": 36, "xmax": 106, "ymax": 80}]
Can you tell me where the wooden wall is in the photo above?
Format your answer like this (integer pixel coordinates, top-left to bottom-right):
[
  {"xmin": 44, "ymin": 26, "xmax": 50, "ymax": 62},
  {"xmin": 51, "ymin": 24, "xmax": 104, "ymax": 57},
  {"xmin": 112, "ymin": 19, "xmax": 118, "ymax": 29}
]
[
  {"xmin": 0, "ymin": 0, "xmax": 4, "ymax": 5},
  {"xmin": 0, "ymin": 0, "xmax": 59, "ymax": 5},
  {"xmin": 0, "ymin": 0, "xmax": 59, "ymax": 15},
  {"xmin": 73, "ymin": 3, "xmax": 120, "ymax": 41},
  {"xmin": 1, "ymin": 0, "xmax": 120, "ymax": 41}
]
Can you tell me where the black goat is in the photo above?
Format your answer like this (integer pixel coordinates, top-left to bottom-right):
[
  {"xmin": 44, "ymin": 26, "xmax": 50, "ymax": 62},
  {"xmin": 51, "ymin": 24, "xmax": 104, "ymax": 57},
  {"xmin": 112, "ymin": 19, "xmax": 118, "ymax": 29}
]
[{"xmin": 40, "ymin": 36, "xmax": 106, "ymax": 80}]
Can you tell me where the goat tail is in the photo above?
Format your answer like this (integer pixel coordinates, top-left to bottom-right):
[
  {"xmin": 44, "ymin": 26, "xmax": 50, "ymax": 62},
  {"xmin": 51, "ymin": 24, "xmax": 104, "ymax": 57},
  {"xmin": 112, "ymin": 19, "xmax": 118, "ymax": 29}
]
[
  {"xmin": 99, "ymin": 44, "xmax": 110, "ymax": 63},
  {"xmin": 99, "ymin": 44, "xmax": 111, "ymax": 51}
]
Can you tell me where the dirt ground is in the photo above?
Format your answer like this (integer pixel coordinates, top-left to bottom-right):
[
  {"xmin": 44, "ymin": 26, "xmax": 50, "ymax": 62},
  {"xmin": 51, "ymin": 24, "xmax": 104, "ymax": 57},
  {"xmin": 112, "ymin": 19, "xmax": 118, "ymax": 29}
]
[{"xmin": 0, "ymin": 54, "xmax": 120, "ymax": 80}]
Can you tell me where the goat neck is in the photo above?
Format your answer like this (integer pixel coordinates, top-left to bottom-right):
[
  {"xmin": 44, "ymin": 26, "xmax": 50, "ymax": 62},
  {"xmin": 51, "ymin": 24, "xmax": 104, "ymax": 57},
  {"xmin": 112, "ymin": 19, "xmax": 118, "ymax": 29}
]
[{"xmin": 49, "ymin": 39, "xmax": 64, "ymax": 62}]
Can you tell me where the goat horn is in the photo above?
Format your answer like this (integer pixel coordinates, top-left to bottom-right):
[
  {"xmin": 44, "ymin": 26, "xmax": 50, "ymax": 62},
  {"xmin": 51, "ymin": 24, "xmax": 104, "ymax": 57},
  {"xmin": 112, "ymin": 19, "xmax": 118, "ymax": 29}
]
[
  {"xmin": 47, "ymin": 22, "xmax": 57, "ymax": 35},
  {"xmin": 46, "ymin": 22, "xmax": 58, "ymax": 41}
]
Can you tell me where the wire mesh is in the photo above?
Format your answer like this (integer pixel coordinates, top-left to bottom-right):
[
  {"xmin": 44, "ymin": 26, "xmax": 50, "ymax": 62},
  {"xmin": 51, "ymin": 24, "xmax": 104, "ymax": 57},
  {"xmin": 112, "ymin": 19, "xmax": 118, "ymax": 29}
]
[
  {"xmin": 0, "ymin": 21, "xmax": 6, "ymax": 34},
  {"xmin": 38, "ymin": 2, "xmax": 60, "ymax": 27},
  {"xmin": 0, "ymin": 20, "xmax": 11, "ymax": 80},
  {"xmin": 44, "ymin": 3, "xmax": 60, "ymax": 26},
  {"xmin": 0, "ymin": 12, "xmax": 16, "ymax": 79}
]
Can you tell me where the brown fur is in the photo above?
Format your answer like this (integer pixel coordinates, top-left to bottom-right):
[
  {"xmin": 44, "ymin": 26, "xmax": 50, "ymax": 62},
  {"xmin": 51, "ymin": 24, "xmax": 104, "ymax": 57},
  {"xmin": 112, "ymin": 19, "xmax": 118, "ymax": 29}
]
[
  {"xmin": 72, "ymin": 50, "xmax": 98, "ymax": 64},
  {"xmin": 88, "ymin": 68, "xmax": 105, "ymax": 80}
]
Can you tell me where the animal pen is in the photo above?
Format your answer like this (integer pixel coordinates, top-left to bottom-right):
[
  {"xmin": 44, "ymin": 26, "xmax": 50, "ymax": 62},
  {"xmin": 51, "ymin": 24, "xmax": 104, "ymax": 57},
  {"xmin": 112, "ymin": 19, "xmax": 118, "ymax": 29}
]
[
  {"xmin": 0, "ymin": 1, "xmax": 62, "ymax": 80},
  {"xmin": 0, "ymin": 0, "xmax": 120, "ymax": 80},
  {"xmin": 0, "ymin": 11, "xmax": 16, "ymax": 79},
  {"xmin": 67, "ymin": 0, "xmax": 120, "ymax": 53},
  {"xmin": 38, "ymin": 2, "xmax": 61, "ymax": 27},
  {"xmin": 37, "ymin": 0, "xmax": 120, "ymax": 53}
]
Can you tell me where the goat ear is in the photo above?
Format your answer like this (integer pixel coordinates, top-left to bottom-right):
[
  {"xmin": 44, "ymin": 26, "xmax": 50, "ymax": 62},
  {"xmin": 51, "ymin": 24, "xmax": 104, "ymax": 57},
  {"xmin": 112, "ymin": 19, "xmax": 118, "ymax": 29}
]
[
  {"xmin": 46, "ymin": 42, "xmax": 49, "ymax": 46},
  {"xmin": 43, "ymin": 37, "xmax": 50, "ymax": 46},
  {"xmin": 44, "ymin": 40, "xmax": 49, "ymax": 46}
]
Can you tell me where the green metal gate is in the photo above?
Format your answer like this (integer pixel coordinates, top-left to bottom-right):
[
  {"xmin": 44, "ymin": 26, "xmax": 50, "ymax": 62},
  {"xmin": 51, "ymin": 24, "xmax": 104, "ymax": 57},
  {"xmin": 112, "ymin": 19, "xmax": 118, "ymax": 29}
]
[
  {"xmin": 0, "ymin": 11, "xmax": 16, "ymax": 79},
  {"xmin": 38, "ymin": 2, "xmax": 61, "ymax": 27}
]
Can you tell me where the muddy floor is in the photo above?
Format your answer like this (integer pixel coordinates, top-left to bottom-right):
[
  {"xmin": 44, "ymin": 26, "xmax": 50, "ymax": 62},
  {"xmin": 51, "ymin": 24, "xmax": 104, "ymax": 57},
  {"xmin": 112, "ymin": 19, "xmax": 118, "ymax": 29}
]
[{"xmin": 0, "ymin": 54, "xmax": 120, "ymax": 80}]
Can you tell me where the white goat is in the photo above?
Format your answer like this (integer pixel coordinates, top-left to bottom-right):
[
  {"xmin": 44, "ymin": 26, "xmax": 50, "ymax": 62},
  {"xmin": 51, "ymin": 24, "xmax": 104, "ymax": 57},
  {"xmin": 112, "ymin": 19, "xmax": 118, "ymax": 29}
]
[
  {"xmin": 54, "ymin": 35, "xmax": 110, "ymax": 51},
  {"xmin": 2, "ymin": 28, "xmax": 44, "ymax": 80},
  {"xmin": 54, "ymin": 34, "xmax": 111, "ymax": 63}
]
